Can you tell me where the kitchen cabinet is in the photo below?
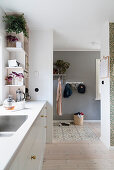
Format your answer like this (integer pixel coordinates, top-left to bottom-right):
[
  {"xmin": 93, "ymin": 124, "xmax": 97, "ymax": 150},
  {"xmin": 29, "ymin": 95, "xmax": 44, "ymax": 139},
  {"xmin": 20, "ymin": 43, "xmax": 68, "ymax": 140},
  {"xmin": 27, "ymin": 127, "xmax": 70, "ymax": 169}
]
[{"xmin": 8, "ymin": 105, "xmax": 47, "ymax": 170}]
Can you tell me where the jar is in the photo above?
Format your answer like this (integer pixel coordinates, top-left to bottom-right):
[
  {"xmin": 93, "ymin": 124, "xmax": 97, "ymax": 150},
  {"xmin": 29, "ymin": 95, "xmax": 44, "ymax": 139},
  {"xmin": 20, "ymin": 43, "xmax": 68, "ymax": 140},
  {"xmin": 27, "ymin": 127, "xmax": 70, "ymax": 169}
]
[{"xmin": 3, "ymin": 95, "xmax": 15, "ymax": 110}]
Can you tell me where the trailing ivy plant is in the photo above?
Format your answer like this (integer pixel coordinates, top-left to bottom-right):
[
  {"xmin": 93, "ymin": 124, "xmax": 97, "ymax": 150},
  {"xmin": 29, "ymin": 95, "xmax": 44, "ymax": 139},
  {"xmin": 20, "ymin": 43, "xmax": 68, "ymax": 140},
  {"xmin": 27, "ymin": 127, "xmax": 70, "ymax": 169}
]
[{"xmin": 3, "ymin": 13, "xmax": 28, "ymax": 38}]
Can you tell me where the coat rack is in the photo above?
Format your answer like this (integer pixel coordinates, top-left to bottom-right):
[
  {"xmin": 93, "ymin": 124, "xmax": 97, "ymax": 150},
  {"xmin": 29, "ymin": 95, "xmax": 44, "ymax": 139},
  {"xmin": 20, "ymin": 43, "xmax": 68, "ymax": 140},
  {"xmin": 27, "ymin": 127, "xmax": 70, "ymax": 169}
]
[{"xmin": 65, "ymin": 81, "xmax": 83, "ymax": 84}]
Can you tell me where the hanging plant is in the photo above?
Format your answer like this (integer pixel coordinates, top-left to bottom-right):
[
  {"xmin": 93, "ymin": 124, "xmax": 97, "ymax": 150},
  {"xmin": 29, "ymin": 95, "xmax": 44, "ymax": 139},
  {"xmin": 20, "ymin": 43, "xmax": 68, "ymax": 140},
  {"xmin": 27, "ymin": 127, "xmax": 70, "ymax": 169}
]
[
  {"xmin": 54, "ymin": 60, "xmax": 70, "ymax": 74},
  {"xmin": 3, "ymin": 13, "xmax": 28, "ymax": 38}
]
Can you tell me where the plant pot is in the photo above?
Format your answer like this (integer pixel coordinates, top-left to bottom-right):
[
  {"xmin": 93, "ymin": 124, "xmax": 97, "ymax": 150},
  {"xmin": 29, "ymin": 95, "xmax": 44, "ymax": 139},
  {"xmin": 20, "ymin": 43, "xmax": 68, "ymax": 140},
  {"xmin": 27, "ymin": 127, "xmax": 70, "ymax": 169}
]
[
  {"xmin": 6, "ymin": 80, "xmax": 12, "ymax": 85},
  {"xmin": 7, "ymin": 41, "xmax": 16, "ymax": 47},
  {"xmin": 14, "ymin": 77, "xmax": 23, "ymax": 85},
  {"xmin": 18, "ymin": 77, "xmax": 23, "ymax": 86},
  {"xmin": 7, "ymin": 32, "xmax": 24, "ymax": 48},
  {"xmin": 16, "ymin": 41, "xmax": 22, "ymax": 48},
  {"xmin": 13, "ymin": 77, "xmax": 18, "ymax": 85}
]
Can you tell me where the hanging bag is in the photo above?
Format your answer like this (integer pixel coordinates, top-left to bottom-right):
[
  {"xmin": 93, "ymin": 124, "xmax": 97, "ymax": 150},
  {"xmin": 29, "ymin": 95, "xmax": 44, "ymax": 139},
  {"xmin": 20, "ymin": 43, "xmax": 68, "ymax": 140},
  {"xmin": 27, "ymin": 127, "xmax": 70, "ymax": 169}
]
[
  {"xmin": 77, "ymin": 84, "xmax": 86, "ymax": 93},
  {"xmin": 63, "ymin": 83, "xmax": 72, "ymax": 98}
]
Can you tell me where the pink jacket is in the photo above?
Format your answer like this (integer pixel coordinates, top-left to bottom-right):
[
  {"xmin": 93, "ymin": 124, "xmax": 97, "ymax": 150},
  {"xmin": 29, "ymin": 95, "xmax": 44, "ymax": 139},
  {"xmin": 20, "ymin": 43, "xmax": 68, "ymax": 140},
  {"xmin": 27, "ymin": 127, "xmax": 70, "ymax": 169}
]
[{"xmin": 56, "ymin": 78, "xmax": 62, "ymax": 116}]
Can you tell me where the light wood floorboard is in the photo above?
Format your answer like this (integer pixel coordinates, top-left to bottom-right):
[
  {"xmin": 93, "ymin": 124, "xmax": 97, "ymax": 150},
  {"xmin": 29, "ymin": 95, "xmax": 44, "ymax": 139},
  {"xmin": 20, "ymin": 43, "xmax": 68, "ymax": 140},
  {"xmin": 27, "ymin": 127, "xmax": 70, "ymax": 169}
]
[{"xmin": 43, "ymin": 123, "xmax": 114, "ymax": 170}]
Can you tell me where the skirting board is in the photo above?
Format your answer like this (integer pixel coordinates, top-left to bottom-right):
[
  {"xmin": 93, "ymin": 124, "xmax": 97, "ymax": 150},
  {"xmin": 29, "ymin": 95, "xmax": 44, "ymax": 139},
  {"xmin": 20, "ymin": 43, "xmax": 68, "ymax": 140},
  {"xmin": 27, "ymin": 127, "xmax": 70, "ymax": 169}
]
[
  {"xmin": 84, "ymin": 120, "xmax": 101, "ymax": 122},
  {"xmin": 99, "ymin": 140, "xmax": 114, "ymax": 150},
  {"xmin": 109, "ymin": 146, "xmax": 114, "ymax": 150},
  {"xmin": 53, "ymin": 120, "xmax": 101, "ymax": 123},
  {"xmin": 100, "ymin": 137, "xmax": 110, "ymax": 149}
]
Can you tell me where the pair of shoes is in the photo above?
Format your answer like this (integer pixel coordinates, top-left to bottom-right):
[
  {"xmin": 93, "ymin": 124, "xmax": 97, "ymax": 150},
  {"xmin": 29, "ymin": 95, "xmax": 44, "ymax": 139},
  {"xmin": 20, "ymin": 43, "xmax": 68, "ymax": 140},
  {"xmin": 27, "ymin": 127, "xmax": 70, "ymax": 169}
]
[{"xmin": 59, "ymin": 122, "xmax": 70, "ymax": 126}]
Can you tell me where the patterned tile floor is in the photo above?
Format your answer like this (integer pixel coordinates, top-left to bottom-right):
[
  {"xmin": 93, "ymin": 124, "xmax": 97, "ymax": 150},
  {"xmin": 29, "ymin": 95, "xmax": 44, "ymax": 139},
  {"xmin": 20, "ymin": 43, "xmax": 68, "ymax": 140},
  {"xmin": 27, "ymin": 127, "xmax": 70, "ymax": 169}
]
[{"xmin": 53, "ymin": 121, "xmax": 99, "ymax": 143}]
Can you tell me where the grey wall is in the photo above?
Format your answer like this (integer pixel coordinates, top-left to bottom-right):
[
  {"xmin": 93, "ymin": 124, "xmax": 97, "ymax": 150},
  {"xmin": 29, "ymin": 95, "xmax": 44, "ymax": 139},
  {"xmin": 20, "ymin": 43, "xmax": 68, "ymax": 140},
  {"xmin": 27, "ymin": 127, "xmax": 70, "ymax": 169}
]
[{"xmin": 53, "ymin": 51, "xmax": 100, "ymax": 120}]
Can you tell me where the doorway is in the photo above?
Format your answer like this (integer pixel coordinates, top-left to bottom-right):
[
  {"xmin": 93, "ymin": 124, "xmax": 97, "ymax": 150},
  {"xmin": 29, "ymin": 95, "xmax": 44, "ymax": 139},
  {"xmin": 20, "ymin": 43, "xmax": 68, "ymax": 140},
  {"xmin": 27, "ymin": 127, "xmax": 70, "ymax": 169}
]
[{"xmin": 53, "ymin": 51, "xmax": 101, "ymax": 144}]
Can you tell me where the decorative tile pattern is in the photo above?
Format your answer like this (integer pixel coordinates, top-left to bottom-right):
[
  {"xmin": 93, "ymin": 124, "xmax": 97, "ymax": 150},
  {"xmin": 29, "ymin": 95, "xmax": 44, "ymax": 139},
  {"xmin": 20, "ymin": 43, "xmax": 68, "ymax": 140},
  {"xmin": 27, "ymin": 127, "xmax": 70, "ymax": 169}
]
[
  {"xmin": 110, "ymin": 23, "xmax": 114, "ymax": 146},
  {"xmin": 53, "ymin": 122, "xmax": 99, "ymax": 143}
]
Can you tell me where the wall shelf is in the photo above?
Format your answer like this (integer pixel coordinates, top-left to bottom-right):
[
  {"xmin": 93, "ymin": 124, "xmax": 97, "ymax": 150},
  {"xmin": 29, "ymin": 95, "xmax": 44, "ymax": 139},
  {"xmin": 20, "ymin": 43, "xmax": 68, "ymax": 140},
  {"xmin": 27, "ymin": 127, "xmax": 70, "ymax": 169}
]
[
  {"xmin": 53, "ymin": 74, "xmax": 66, "ymax": 77},
  {"xmin": 5, "ymin": 85, "xmax": 25, "ymax": 87},
  {"xmin": 5, "ymin": 25, "xmax": 29, "ymax": 100},
  {"xmin": 6, "ymin": 47, "xmax": 29, "ymax": 56},
  {"xmin": 53, "ymin": 74, "xmax": 66, "ymax": 82},
  {"xmin": 6, "ymin": 67, "xmax": 23, "ymax": 69},
  {"xmin": 6, "ymin": 47, "xmax": 25, "ymax": 52}
]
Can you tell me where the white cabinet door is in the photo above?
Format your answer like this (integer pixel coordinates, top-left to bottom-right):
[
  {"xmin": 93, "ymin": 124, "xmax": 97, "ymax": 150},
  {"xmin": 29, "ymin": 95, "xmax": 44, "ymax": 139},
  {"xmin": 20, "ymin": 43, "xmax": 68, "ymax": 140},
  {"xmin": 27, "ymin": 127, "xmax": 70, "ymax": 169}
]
[
  {"xmin": 9, "ymin": 107, "xmax": 47, "ymax": 170},
  {"xmin": 25, "ymin": 115, "xmax": 43, "ymax": 170},
  {"xmin": 9, "ymin": 121, "xmax": 36, "ymax": 170},
  {"xmin": 28, "ymin": 107, "xmax": 46, "ymax": 170}
]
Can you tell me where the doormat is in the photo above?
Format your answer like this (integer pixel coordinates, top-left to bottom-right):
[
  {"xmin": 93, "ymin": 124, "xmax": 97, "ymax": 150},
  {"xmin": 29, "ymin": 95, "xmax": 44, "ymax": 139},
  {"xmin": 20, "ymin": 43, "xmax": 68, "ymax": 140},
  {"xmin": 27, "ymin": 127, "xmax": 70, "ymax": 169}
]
[{"xmin": 53, "ymin": 122, "xmax": 99, "ymax": 143}]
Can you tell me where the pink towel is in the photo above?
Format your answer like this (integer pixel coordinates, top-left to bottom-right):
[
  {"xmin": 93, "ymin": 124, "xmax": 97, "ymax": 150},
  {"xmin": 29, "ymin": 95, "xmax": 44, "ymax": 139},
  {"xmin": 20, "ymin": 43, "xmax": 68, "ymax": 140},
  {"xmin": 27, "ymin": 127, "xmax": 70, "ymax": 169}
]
[{"xmin": 56, "ymin": 78, "xmax": 62, "ymax": 116}]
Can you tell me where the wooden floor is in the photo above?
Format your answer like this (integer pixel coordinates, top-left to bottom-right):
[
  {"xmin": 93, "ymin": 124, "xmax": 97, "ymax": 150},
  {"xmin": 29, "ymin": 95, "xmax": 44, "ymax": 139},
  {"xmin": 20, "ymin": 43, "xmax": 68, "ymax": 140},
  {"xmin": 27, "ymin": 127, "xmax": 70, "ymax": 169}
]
[{"xmin": 42, "ymin": 123, "xmax": 114, "ymax": 170}]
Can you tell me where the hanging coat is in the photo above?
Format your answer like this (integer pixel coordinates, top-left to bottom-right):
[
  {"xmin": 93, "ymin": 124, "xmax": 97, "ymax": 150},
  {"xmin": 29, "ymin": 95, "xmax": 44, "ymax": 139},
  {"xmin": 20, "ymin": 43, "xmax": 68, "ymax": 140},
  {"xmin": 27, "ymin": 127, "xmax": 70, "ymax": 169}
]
[
  {"xmin": 56, "ymin": 78, "xmax": 62, "ymax": 116},
  {"xmin": 63, "ymin": 83, "xmax": 72, "ymax": 98}
]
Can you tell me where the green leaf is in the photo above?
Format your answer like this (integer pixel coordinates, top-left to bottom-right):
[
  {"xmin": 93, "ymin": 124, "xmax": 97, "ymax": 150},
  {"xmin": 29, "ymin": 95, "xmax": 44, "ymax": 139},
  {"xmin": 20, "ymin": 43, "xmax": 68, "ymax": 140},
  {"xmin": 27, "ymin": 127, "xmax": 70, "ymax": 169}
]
[{"xmin": 3, "ymin": 13, "xmax": 28, "ymax": 38}]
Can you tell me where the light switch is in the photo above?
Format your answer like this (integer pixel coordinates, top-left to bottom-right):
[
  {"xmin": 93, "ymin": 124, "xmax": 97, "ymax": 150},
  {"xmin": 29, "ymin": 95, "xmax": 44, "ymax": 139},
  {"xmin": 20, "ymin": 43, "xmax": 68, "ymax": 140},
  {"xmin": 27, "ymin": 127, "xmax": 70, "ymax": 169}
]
[{"xmin": 34, "ymin": 71, "xmax": 39, "ymax": 77}]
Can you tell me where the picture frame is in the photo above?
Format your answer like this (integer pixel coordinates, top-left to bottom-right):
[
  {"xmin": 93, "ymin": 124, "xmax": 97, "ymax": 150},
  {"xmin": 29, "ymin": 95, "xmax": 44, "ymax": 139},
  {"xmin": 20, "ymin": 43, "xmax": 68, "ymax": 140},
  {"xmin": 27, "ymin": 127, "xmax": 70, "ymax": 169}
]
[{"xmin": 100, "ymin": 56, "xmax": 110, "ymax": 78}]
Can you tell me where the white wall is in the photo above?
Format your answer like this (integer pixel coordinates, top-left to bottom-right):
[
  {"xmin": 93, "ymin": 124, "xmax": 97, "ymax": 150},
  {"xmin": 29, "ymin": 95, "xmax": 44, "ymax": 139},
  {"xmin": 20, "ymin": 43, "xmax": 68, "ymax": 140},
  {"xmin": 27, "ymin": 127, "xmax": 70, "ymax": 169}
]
[
  {"xmin": 0, "ymin": 7, "xmax": 8, "ymax": 103},
  {"xmin": 29, "ymin": 30, "xmax": 53, "ymax": 143},
  {"xmin": 100, "ymin": 22, "xmax": 110, "ymax": 148}
]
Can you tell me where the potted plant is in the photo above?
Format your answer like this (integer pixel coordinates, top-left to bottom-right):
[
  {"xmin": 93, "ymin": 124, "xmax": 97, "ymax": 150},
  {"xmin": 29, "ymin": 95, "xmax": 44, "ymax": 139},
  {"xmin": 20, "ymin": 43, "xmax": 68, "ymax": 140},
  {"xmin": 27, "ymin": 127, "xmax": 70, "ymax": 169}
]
[
  {"xmin": 7, "ymin": 35, "xmax": 18, "ymax": 47},
  {"xmin": 5, "ymin": 74, "xmax": 13, "ymax": 85},
  {"xmin": 54, "ymin": 60, "xmax": 70, "ymax": 74},
  {"xmin": 3, "ymin": 13, "xmax": 28, "ymax": 37},
  {"xmin": 12, "ymin": 72, "xmax": 24, "ymax": 85},
  {"xmin": 3, "ymin": 13, "xmax": 28, "ymax": 48}
]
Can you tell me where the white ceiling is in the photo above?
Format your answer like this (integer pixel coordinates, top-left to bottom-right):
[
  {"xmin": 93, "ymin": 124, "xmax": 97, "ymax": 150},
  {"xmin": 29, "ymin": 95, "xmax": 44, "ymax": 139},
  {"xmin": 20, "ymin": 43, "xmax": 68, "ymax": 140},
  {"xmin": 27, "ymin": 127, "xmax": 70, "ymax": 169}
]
[{"xmin": 0, "ymin": 0, "xmax": 114, "ymax": 51}]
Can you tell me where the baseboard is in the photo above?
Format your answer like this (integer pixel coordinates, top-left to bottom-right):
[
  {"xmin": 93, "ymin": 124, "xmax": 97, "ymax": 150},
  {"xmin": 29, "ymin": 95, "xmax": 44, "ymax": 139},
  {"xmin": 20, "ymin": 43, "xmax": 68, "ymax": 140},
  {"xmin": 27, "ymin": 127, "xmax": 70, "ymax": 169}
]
[
  {"xmin": 99, "ymin": 141, "xmax": 114, "ymax": 150},
  {"xmin": 100, "ymin": 136, "xmax": 110, "ymax": 149},
  {"xmin": 84, "ymin": 120, "xmax": 101, "ymax": 122},
  {"xmin": 53, "ymin": 120, "xmax": 101, "ymax": 123},
  {"xmin": 109, "ymin": 146, "xmax": 114, "ymax": 150},
  {"xmin": 53, "ymin": 120, "xmax": 72, "ymax": 123}
]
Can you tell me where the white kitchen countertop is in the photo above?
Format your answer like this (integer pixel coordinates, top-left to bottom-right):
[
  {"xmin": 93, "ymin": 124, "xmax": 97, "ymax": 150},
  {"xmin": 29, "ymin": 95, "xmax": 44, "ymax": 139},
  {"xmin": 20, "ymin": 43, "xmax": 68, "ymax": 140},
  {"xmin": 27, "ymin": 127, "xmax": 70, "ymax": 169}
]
[{"xmin": 0, "ymin": 101, "xmax": 46, "ymax": 170}]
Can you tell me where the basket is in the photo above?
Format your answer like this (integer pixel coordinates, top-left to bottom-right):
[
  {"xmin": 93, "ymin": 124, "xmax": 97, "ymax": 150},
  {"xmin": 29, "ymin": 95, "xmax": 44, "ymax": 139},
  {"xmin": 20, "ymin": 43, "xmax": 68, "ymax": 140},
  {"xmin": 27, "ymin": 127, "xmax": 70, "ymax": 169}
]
[{"xmin": 74, "ymin": 115, "xmax": 84, "ymax": 126}]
